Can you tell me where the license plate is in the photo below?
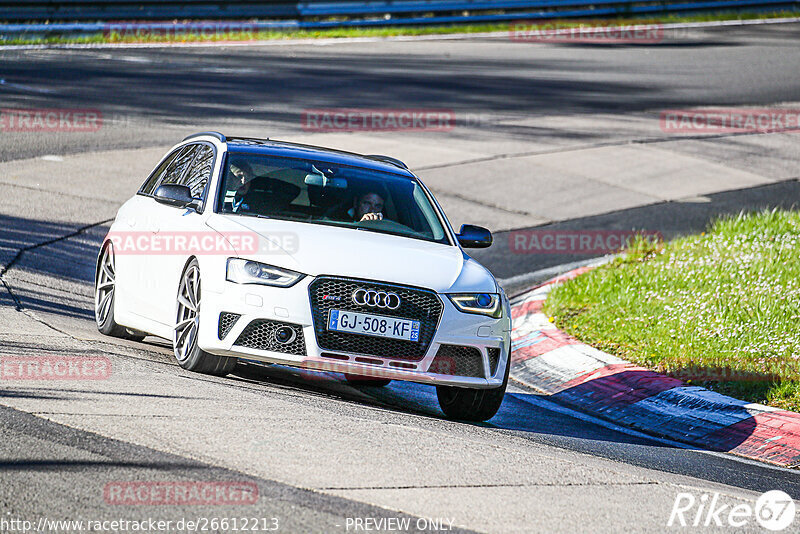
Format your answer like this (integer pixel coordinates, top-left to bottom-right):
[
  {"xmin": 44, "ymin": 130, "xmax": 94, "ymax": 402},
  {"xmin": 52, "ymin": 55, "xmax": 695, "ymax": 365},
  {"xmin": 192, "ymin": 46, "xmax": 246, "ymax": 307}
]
[{"xmin": 327, "ymin": 309, "xmax": 420, "ymax": 342}]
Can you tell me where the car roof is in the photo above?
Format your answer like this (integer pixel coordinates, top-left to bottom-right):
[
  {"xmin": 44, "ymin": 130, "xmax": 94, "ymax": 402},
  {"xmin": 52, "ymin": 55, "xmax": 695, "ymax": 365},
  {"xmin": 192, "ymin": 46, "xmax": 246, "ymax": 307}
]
[{"xmin": 185, "ymin": 133, "xmax": 415, "ymax": 178}]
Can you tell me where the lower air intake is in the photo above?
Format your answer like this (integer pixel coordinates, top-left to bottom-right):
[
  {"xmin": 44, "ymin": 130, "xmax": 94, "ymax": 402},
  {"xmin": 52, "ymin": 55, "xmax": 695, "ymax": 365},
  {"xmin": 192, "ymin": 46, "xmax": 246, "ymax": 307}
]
[
  {"xmin": 429, "ymin": 345, "xmax": 484, "ymax": 378},
  {"xmin": 487, "ymin": 348, "xmax": 501, "ymax": 377},
  {"xmin": 218, "ymin": 312, "xmax": 241, "ymax": 340},
  {"xmin": 233, "ymin": 319, "xmax": 306, "ymax": 356}
]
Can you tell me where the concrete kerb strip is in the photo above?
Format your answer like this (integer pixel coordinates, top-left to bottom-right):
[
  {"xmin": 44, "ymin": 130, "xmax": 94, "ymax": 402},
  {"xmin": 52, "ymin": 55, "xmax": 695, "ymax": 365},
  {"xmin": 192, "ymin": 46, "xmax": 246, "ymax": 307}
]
[{"xmin": 509, "ymin": 267, "xmax": 800, "ymax": 468}]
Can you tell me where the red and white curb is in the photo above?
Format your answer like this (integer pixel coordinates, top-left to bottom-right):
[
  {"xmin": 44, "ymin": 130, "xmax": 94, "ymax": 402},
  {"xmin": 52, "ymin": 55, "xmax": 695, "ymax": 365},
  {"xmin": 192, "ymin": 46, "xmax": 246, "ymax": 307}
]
[{"xmin": 509, "ymin": 267, "xmax": 800, "ymax": 468}]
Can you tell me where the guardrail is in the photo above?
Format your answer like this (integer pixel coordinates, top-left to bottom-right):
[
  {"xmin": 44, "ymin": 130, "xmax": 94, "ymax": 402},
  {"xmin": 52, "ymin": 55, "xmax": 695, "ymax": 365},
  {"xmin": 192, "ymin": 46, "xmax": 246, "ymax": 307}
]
[{"xmin": 0, "ymin": 0, "xmax": 797, "ymax": 30}]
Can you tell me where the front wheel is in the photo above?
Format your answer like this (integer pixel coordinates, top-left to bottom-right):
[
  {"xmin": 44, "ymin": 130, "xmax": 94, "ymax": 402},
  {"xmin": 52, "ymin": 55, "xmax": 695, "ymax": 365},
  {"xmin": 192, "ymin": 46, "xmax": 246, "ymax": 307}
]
[
  {"xmin": 436, "ymin": 348, "xmax": 510, "ymax": 422},
  {"xmin": 174, "ymin": 259, "xmax": 237, "ymax": 376}
]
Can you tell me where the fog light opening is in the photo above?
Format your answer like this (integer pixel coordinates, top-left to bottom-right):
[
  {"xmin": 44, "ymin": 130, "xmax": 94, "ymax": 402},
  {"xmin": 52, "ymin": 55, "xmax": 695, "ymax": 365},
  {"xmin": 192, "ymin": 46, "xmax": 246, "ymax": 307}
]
[{"xmin": 274, "ymin": 326, "xmax": 297, "ymax": 344}]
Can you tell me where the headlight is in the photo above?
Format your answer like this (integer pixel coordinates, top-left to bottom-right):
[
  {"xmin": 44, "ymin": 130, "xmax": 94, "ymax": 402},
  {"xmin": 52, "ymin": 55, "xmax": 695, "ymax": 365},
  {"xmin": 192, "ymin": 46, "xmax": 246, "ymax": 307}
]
[
  {"xmin": 226, "ymin": 258, "xmax": 304, "ymax": 287},
  {"xmin": 448, "ymin": 293, "xmax": 502, "ymax": 318}
]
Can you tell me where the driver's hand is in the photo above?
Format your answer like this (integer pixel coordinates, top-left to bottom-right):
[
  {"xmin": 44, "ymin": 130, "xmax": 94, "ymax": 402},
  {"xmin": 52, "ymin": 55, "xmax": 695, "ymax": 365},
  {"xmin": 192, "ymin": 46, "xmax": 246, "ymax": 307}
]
[{"xmin": 359, "ymin": 212, "xmax": 383, "ymax": 222}]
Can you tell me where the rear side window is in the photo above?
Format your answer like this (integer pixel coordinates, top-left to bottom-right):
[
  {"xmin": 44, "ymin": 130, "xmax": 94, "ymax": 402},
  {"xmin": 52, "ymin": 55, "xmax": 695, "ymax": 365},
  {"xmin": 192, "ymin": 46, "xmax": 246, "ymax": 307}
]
[
  {"xmin": 159, "ymin": 144, "xmax": 200, "ymax": 187},
  {"xmin": 182, "ymin": 144, "xmax": 214, "ymax": 198},
  {"xmin": 140, "ymin": 148, "xmax": 181, "ymax": 195}
]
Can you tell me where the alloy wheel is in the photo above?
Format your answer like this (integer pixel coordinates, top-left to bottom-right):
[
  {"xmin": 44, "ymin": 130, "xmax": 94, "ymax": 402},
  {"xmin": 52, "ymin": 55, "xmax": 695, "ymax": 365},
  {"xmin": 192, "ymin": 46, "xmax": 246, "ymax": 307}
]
[
  {"xmin": 95, "ymin": 245, "xmax": 116, "ymax": 327},
  {"xmin": 175, "ymin": 264, "xmax": 201, "ymax": 362}
]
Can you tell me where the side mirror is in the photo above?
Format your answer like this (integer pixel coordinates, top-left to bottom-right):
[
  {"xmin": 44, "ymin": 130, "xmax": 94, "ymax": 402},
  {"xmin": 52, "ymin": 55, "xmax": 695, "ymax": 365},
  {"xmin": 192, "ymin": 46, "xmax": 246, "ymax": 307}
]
[
  {"xmin": 154, "ymin": 184, "xmax": 199, "ymax": 210},
  {"xmin": 457, "ymin": 224, "xmax": 492, "ymax": 248}
]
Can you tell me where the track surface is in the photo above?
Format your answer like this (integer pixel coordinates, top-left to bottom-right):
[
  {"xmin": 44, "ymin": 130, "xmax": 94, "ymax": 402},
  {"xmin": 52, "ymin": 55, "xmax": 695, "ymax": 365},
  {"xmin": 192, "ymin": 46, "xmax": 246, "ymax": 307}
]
[{"xmin": 1, "ymin": 23, "xmax": 799, "ymax": 532}]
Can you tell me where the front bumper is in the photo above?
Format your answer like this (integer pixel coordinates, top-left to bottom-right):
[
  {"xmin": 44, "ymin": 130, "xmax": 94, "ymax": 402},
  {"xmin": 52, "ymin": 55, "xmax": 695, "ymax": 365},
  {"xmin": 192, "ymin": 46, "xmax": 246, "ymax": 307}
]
[{"xmin": 197, "ymin": 276, "xmax": 511, "ymax": 389}]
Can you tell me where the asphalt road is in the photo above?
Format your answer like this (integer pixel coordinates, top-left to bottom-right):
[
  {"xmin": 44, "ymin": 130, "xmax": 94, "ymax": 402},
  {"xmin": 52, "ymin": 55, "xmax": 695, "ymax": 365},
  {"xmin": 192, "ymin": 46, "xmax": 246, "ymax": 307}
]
[
  {"xmin": 1, "ymin": 22, "xmax": 799, "ymax": 533},
  {"xmin": 2, "ymin": 23, "xmax": 800, "ymax": 280},
  {"xmin": 1, "ymin": 22, "xmax": 799, "ymax": 160}
]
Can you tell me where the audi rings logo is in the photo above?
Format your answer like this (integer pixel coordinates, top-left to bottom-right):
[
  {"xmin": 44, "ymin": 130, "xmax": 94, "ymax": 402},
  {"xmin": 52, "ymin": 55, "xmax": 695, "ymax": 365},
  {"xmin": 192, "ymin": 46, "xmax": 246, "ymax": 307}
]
[{"xmin": 352, "ymin": 288, "xmax": 401, "ymax": 310}]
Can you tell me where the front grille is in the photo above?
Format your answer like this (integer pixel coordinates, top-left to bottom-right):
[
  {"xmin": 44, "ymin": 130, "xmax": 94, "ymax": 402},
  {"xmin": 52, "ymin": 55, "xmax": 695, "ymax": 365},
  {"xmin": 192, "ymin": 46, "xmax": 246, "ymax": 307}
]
[
  {"xmin": 218, "ymin": 312, "xmax": 241, "ymax": 340},
  {"xmin": 233, "ymin": 319, "xmax": 306, "ymax": 356},
  {"xmin": 309, "ymin": 276, "xmax": 443, "ymax": 361},
  {"xmin": 430, "ymin": 345, "xmax": 484, "ymax": 378},
  {"xmin": 487, "ymin": 347, "xmax": 501, "ymax": 377}
]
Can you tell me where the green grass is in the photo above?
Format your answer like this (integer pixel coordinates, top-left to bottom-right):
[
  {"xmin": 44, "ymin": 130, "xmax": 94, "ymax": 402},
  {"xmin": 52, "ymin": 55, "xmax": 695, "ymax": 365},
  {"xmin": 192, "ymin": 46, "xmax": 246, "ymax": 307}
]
[
  {"xmin": 544, "ymin": 209, "xmax": 800, "ymax": 412},
  {"xmin": 3, "ymin": 10, "xmax": 799, "ymax": 46}
]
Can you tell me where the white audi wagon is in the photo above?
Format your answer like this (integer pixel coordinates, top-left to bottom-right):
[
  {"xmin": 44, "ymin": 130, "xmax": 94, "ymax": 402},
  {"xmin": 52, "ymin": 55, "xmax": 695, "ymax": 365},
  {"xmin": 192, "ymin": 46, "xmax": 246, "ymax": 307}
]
[{"xmin": 95, "ymin": 132, "xmax": 511, "ymax": 421}]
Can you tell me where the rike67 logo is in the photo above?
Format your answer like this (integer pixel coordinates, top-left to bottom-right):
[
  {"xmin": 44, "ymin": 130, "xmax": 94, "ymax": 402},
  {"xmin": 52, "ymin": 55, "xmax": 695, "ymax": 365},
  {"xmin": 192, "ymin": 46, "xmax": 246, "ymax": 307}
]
[{"xmin": 668, "ymin": 490, "xmax": 795, "ymax": 531}]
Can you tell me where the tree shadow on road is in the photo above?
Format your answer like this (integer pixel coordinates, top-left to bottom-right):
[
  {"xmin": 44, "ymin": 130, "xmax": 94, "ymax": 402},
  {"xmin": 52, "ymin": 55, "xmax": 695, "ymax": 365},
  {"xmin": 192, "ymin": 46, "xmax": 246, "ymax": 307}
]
[{"xmin": 0, "ymin": 213, "xmax": 106, "ymax": 319}]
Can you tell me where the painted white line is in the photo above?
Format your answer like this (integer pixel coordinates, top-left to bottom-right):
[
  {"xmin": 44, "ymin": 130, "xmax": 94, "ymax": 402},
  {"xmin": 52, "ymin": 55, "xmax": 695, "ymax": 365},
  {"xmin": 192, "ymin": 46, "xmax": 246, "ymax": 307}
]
[
  {"xmin": 197, "ymin": 66, "xmax": 259, "ymax": 74},
  {"xmin": 657, "ymin": 16, "xmax": 800, "ymax": 30},
  {"xmin": 1, "ymin": 17, "xmax": 798, "ymax": 51},
  {"xmin": 114, "ymin": 55, "xmax": 154, "ymax": 63},
  {"xmin": 0, "ymin": 78, "xmax": 54, "ymax": 94},
  {"xmin": 744, "ymin": 402, "xmax": 782, "ymax": 413}
]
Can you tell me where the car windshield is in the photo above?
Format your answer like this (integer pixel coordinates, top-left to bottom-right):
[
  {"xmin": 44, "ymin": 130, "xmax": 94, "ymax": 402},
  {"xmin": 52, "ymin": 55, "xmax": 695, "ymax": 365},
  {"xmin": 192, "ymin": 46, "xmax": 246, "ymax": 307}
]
[{"xmin": 216, "ymin": 152, "xmax": 451, "ymax": 245}]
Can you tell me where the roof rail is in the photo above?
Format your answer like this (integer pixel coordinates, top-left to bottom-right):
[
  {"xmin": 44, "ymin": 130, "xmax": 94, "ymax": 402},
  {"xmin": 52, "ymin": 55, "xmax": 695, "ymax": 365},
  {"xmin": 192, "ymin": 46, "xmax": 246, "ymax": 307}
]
[
  {"xmin": 182, "ymin": 131, "xmax": 226, "ymax": 143},
  {"xmin": 225, "ymin": 136, "xmax": 272, "ymax": 145},
  {"xmin": 366, "ymin": 154, "xmax": 408, "ymax": 169}
]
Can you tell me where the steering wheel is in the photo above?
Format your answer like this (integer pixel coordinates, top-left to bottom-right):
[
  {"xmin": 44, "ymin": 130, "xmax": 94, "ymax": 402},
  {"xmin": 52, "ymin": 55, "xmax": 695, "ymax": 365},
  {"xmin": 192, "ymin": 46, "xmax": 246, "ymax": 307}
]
[{"xmin": 357, "ymin": 217, "xmax": 417, "ymax": 234}]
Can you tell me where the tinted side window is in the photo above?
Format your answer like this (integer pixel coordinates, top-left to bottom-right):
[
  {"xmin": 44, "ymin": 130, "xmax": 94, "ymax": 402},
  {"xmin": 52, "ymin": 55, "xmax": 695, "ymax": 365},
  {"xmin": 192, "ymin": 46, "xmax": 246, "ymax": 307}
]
[
  {"xmin": 159, "ymin": 145, "xmax": 199, "ymax": 187},
  {"xmin": 181, "ymin": 144, "xmax": 214, "ymax": 198},
  {"xmin": 140, "ymin": 149, "xmax": 181, "ymax": 195}
]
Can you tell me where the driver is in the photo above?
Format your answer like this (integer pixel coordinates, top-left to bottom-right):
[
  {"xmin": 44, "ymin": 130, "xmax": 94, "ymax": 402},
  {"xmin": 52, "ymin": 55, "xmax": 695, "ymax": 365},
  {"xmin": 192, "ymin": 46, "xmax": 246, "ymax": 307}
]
[
  {"xmin": 228, "ymin": 159, "xmax": 256, "ymax": 213},
  {"xmin": 349, "ymin": 191, "xmax": 385, "ymax": 222}
]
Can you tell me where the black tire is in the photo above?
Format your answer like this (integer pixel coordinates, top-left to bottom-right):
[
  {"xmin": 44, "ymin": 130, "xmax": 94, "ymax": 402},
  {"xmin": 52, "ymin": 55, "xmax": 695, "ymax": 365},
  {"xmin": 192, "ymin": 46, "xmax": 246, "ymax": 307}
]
[
  {"xmin": 344, "ymin": 374, "xmax": 392, "ymax": 387},
  {"xmin": 174, "ymin": 259, "xmax": 237, "ymax": 376},
  {"xmin": 94, "ymin": 242, "xmax": 145, "ymax": 341},
  {"xmin": 436, "ymin": 348, "xmax": 510, "ymax": 422}
]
